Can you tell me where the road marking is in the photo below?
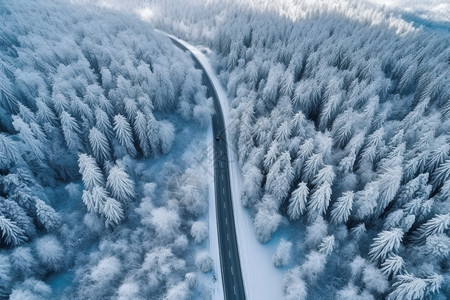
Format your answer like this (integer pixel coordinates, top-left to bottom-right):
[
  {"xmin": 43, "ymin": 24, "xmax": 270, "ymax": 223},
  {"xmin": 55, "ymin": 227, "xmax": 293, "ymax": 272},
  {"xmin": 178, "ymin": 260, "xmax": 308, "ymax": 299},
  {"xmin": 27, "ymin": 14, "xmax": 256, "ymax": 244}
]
[
  {"xmin": 227, "ymin": 233, "xmax": 230, "ymax": 241},
  {"xmin": 221, "ymin": 173, "xmax": 224, "ymax": 181},
  {"xmin": 223, "ymin": 202, "xmax": 226, "ymax": 209},
  {"xmin": 234, "ymin": 286, "xmax": 236, "ymax": 295},
  {"xmin": 222, "ymin": 187, "xmax": 225, "ymax": 194},
  {"xmin": 225, "ymin": 216, "xmax": 228, "ymax": 225},
  {"xmin": 231, "ymin": 264, "xmax": 233, "ymax": 274}
]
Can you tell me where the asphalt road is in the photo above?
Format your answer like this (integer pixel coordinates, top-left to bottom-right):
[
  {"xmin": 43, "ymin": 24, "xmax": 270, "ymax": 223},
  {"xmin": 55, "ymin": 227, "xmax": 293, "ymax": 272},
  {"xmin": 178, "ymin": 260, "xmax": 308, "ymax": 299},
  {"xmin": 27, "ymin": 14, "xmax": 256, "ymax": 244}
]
[{"xmin": 167, "ymin": 36, "xmax": 246, "ymax": 300}]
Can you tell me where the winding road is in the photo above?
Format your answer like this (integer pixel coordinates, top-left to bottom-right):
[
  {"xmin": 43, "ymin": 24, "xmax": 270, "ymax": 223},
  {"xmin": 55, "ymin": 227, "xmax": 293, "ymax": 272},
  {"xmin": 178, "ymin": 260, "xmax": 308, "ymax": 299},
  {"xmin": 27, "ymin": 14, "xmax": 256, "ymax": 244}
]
[{"xmin": 165, "ymin": 35, "xmax": 246, "ymax": 300}]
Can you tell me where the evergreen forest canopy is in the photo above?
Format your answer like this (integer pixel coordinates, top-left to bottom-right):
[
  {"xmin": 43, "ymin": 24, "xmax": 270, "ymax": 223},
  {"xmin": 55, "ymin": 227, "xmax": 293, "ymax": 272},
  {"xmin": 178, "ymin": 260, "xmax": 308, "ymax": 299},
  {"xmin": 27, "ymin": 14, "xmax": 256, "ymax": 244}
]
[
  {"xmin": 0, "ymin": 0, "xmax": 214, "ymax": 299},
  {"xmin": 144, "ymin": 0, "xmax": 450, "ymax": 298}
]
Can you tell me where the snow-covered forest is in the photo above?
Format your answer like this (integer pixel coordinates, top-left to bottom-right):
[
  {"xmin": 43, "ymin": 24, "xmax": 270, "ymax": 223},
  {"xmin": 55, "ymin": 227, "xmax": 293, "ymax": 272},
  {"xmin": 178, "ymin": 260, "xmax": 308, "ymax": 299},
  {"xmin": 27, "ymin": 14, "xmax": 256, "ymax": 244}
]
[
  {"xmin": 0, "ymin": 0, "xmax": 216, "ymax": 299},
  {"xmin": 1, "ymin": 0, "xmax": 449, "ymax": 299},
  {"xmin": 136, "ymin": 0, "xmax": 449, "ymax": 299}
]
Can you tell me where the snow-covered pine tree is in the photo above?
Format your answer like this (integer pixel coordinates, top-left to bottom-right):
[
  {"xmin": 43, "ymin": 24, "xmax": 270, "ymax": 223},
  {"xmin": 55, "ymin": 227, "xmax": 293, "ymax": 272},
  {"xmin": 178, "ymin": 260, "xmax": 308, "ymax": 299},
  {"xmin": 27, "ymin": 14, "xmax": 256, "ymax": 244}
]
[
  {"xmin": 60, "ymin": 111, "xmax": 83, "ymax": 153},
  {"xmin": 133, "ymin": 111, "xmax": 150, "ymax": 157},
  {"xmin": 412, "ymin": 213, "xmax": 450, "ymax": 243},
  {"xmin": 102, "ymin": 197, "xmax": 124, "ymax": 226},
  {"xmin": 307, "ymin": 182, "xmax": 332, "ymax": 218},
  {"xmin": 302, "ymin": 153, "xmax": 324, "ymax": 183},
  {"xmin": 78, "ymin": 153, "xmax": 105, "ymax": 190},
  {"xmin": 35, "ymin": 200, "xmax": 61, "ymax": 232},
  {"xmin": 106, "ymin": 166, "xmax": 135, "ymax": 203},
  {"xmin": 95, "ymin": 108, "xmax": 114, "ymax": 140},
  {"xmin": 113, "ymin": 114, "xmax": 136, "ymax": 157},
  {"xmin": 0, "ymin": 214, "xmax": 27, "ymax": 246},
  {"xmin": 388, "ymin": 273, "xmax": 443, "ymax": 300},
  {"xmin": 330, "ymin": 191, "xmax": 354, "ymax": 224},
  {"xmin": 380, "ymin": 254, "xmax": 404, "ymax": 277},
  {"xmin": 287, "ymin": 182, "xmax": 309, "ymax": 220},
  {"xmin": 89, "ymin": 127, "xmax": 111, "ymax": 164},
  {"xmin": 369, "ymin": 228, "xmax": 403, "ymax": 262}
]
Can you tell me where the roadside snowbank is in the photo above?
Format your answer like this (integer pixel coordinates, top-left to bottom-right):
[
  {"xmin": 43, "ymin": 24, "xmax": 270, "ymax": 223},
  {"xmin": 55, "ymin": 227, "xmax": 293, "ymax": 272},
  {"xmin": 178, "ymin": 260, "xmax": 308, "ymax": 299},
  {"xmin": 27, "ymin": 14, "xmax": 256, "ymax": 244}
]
[{"xmin": 164, "ymin": 32, "xmax": 285, "ymax": 300}]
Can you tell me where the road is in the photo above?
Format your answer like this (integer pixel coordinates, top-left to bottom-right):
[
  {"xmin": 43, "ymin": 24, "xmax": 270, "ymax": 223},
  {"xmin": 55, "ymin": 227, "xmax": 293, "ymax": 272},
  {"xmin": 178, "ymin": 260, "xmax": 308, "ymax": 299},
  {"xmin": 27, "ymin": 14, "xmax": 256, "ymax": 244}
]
[{"xmin": 167, "ymin": 36, "xmax": 246, "ymax": 300}]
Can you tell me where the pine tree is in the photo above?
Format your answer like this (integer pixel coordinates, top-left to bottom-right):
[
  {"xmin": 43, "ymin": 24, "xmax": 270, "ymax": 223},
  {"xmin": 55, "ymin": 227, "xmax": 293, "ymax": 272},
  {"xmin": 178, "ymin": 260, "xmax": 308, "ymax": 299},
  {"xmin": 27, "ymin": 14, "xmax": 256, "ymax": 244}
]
[
  {"xmin": 359, "ymin": 128, "xmax": 384, "ymax": 164},
  {"xmin": 431, "ymin": 158, "xmax": 450, "ymax": 188},
  {"xmin": 369, "ymin": 228, "xmax": 403, "ymax": 262},
  {"xmin": 330, "ymin": 191, "xmax": 354, "ymax": 224},
  {"xmin": 60, "ymin": 111, "xmax": 83, "ymax": 153},
  {"xmin": 78, "ymin": 153, "xmax": 104, "ymax": 190},
  {"xmin": 133, "ymin": 111, "xmax": 150, "ymax": 157},
  {"xmin": 159, "ymin": 121, "xmax": 175, "ymax": 154},
  {"xmin": 287, "ymin": 182, "xmax": 309, "ymax": 220},
  {"xmin": 380, "ymin": 255, "xmax": 404, "ymax": 277},
  {"xmin": 264, "ymin": 142, "xmax": 279, "ymax": 172},
  {"xmin": 302, "ymin": 153, "xmax": 324, "ymax": 183},
  {"xmin": 412, "ymin": 213, "xmax": 450, "ymax": 243},
  {"xmin": 35, "ymin": 200, "xmax": 61, "ymax": 232},
  {"xmin": 0, "ymin": 214, "xmax": 27, "ymax": 246},
  {"xmin": 312, "ymin": 165, "xmax": 335, "ymax": 186},
  {"xmin": 375, "ymin": 165, "xmax": 403, "ymax": 215},
  {"xmin": 106, "ymin": 166, "xmax": 135, "ymax": 203},
  {"xmin": 266, "ymin": 152, "xmax": 294, "ymax": 205},
  {"xmin": 102, "ymin": 197, "xmax": 124, "ymax": 226},
  {"xmin": 318, "ymin": 235, "xmax": 335, "ymax": 256},
  {"xmin": 95, "ymin": 108, "xmax": 113, "ymax": 140},
  {"xmin": 12, "ymin": 116, "xmax": 46, "ymax": 162},
  {"xmin": 0, "ymin": 200, "xmax": 35, "ymax": 237},
  {"xmin": 426, "ymin": 143, "xmax": 449, "ymax": 174},
  {"xmin": 388, "ymin": 273, "xmax": 443, "ymax": 300},
  {"xmin": 308, "ymin": 182, "xmax": 332, "ymax": 218},
  {"xmin": 293, "ymin": 139, "xmax": 314, "ymax": 176},
  {"xmin": 113, "ymin": 114, "xmax": 136, "ymax": 157},
  {"xmin": 89, "ymin": 127, "xmax": 111, "ymax": 164}
]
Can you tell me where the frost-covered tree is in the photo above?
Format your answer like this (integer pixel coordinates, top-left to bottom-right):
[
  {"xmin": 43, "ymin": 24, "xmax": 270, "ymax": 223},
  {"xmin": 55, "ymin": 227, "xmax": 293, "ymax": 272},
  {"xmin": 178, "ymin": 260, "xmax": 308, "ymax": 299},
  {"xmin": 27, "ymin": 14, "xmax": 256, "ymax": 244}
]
[
  {"xmin": 283, "ymin": 267, "xmax": 307, "ymax": 300},
  {"xmin": 35, "ymin": 199, "xmax": 61, "ymax": 232},
  {"xmin": 273, "ymin": 239, "xmax": 292, "ymax": 267},
  {"xmin": 308, "ymin": 182, "xmax": 332, "ymax": 218},
  {"xmin": 254, "ymin": 196, "xmax": 282, "ymax": 243},
  {"xmin": 35, "ymin": 235, "xmax": 64, "ymax": 271},
  {"xmin": 412, "ymin": 213, "xmax": 450, "ymax": 243},
  {"xmin": 89, "ymin": 127, "xmax": 111, "ymax": 163},
  {"xmin": 106, "ymin": 166, "xmax": 135, "ymax": 203},
  {"xmin": 369, "ymin": 228, "xmax": 403, "ymax": 262},
  {"xmin": 60, "ymin": 111, "xmax": 83, "ymax": 153},
  {"xmin": 318, "ymin": 235, "xmax": 335, "ymax": 256},
  {"xmin": 0, "ymin": 214, "xmax": 27, "ymax": 246},
  {"xmin": 159, "ymin": 121, "xmax": 175, "ymax": 154},
  {"xmin": 78, "ymin": 153, "xmax": 104, "ymax": 190},
  {"xmin": 302, "ymin": 153, "xmax": 324, "ymax": 183},
  {"xmin": 190, "ymin": 221, "xmax": 208, "ymax": 244},
  {"xmin": 133, "ymin": 111, "xmax": 151, "ymax": 157},
  {"xmin": 380, "ymin": 255, "xmax": 404, "ymax": 277},
  {"xmin": 330, "ymin": 191, "xmax": 354, "ymax": 224},
  {"xmin": 287, "ymin": 182, "xmax": 309, "ymax": 220},
  {"xmin": 195, "ymin": 251, "xmax": 213, "ymax": 273},
  {"xmin": 388, "ymin": 273, "xmax": 443, "ymax": 300},
  {"xmin": 113, "ymin": 114, "xmax": 136, "ymax": 157},
  {"xmin": 102, "ymin": 197, "xmax": 124, "ymax": 226}
]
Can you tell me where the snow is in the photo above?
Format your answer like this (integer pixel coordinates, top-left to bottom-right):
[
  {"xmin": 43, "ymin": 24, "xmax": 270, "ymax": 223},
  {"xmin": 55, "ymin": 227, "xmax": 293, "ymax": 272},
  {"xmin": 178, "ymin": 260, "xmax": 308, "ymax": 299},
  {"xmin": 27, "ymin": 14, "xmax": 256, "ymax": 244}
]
[
  {"xmin": 364, "ymin": 0, "xmax": 450, "ymax": 24},
  {"xmin": 161, "ymin": 31, "xmax": 285, "ymax": 300}
]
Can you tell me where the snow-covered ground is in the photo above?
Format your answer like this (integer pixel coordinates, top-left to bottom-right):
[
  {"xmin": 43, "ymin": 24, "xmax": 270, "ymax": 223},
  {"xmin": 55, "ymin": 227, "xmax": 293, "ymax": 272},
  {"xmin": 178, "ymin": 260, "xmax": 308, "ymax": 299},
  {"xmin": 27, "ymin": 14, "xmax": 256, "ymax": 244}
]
[
  {"xmin": 364, "ymin": 0, "xmax": 450, "ymax": 25},
  {"xmin": 163, "ymin": 32, "xmax": 285, "ymax": 300}
]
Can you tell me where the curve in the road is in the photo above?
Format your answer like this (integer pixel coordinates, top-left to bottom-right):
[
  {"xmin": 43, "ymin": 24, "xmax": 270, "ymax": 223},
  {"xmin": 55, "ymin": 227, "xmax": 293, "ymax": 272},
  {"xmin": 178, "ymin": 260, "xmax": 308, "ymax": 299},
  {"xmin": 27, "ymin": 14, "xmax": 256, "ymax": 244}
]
[{"xmin": 166, "ymin": 35, "xmax": 246, "ymax": 300}]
